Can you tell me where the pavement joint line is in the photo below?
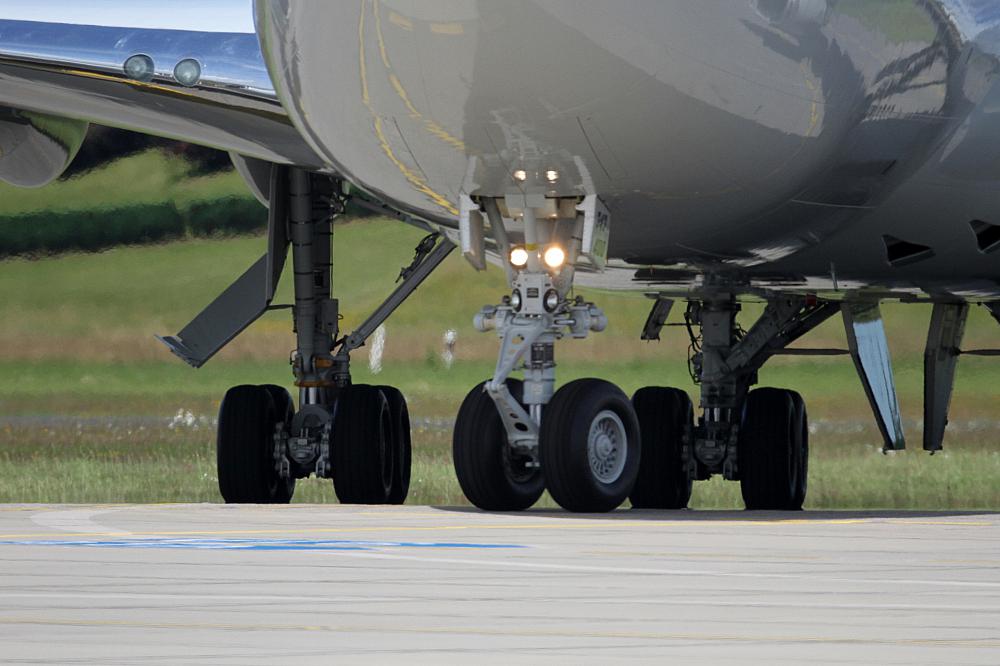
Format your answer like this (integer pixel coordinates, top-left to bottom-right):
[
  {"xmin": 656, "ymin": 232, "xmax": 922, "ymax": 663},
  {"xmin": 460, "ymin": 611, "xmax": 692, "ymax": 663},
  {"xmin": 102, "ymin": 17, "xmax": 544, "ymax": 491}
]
[
  {"xmin": 932, "ymin": 559, "xmax": 1000, "ymax": 565},
  {"xmin": 582, "ymin": 550, "xmax": 824, "ymax": 560},
  {"xmin": 356, "ymin": 511, "xmax": 456, "ymax": 517},
  {"xmin": 311, "ymin": 548, "xmax": 1000, "ymax": 589},
  {"xmin": 5, "ymin": 593, "xmax": 1000, "ymax": 614},
  {"xmin": 0, "ymin": 517, "xmax": 992, "ymax": 540},
  {"xmin": 0, "ymin": 616, "xmax": 995, "ymax": 647},
  {"xmin": 0, "ymin": 536, "xmax": 522, "ymax": 551}
]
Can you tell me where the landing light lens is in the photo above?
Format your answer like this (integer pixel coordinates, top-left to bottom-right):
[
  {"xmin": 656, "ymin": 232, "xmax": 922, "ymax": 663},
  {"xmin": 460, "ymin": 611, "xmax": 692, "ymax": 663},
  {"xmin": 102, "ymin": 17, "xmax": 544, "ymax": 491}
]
[
  {"xmin": 511, "ymin": 289, "xmax": 523, "ymax": 312},
  {"xmin": 543, "ymin": 245, "xmax": 566, "ymax": 269},
  {"xmin": 513, "ymin": 169, "xmax": 527, "ymax": 182},
  {"xmin": 124, "ymin": 54, "xmax": 155, "ymax": 82},
  {"xmin": 544, "ymin": 289, "xmax": 560, "ymax": 312},
  {"xmin": 509, "ymin": 246, "xmax": 529, "ymax": 267},
  {"xmin": 174, "ymin": 58, "xmax": 202, "ymax": 87},
  {"xmin": 545, "ymin": 170, "xmax": 559, "ymax": 182}
]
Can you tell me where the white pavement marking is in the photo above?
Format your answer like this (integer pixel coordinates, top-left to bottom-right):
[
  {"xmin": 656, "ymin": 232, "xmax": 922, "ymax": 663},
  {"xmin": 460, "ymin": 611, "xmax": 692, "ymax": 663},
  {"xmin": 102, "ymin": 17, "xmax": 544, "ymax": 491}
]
[
  {"xmin": 319, "ymin": 548, "xmax": 1000, "ymax": 590},
  {"xmin": 29, "ymin": 507, "xmax": 131, "ymax": 536}
]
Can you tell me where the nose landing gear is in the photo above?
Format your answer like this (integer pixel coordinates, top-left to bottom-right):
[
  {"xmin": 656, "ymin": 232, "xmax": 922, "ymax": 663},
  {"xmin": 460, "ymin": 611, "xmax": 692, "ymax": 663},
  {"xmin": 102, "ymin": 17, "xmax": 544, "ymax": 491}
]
[{"xmin": 454, "ymin": 196, "xmax": 641, "ymax": 512}]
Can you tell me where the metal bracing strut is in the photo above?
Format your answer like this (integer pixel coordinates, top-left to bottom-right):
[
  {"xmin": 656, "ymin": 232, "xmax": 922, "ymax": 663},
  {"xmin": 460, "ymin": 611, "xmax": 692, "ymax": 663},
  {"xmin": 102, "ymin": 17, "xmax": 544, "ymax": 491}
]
[{"xmin": 329, "ymin": 234, "xmax": 454, "ymax": 385}]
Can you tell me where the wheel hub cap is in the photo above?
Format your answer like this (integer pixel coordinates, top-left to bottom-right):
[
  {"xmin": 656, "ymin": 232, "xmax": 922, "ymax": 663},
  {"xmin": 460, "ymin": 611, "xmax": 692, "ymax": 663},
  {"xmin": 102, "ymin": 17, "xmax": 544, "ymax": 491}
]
[{"xmin": 587, "ymin": 410, "xmax": 627, "ymax": 484}]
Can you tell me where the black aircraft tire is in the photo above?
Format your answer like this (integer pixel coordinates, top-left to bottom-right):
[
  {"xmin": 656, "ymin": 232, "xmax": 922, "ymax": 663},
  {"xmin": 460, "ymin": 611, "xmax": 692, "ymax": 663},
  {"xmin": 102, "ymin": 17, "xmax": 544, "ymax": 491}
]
[
  {"xmin": 453, "ymin": 380, "xmax": 544, "ymax": 511},
  {"xmin": 332, "ymin": 384, "xmax": 393, "ymax": 504},
  {"xmin": 540, "ymin": 378, "xmax": 641, "ymax": 513},
  {"xmin": 788, "ymin": 390, "xmax": 809, "ymax": 510},
  {"xmin": 377, "ymin": 385, "xmax": 412, "ymax": 505},
  {"xmin": 739, "ymin": 388, "xmax": 799, "ymax": 510},
  {"xmin": 629, "ymin": 387, "xmax": 693, "ymax": 509},
  {"xmin": 217, "ymin": 385, "xmax": 290, "ymax": 504}
]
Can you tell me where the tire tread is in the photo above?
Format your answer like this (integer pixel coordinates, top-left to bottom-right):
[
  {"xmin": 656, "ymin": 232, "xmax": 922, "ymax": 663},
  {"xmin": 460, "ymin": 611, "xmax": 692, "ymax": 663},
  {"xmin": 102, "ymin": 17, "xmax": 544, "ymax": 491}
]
[
  {"xmin": 217, "ymin": 385, "xmax": 283, "ymax": 504},
  {"xmin": 629, "ymin": 387, "xmax": 693, "ymax": 509},
  {"xmin": 332, "ymin": 385, "xmax": 392, "ymax": 504},
  {"xmin": 739, "ymin": 388, "xmax": 798, "ymax": 510},
  {"xmin": 540, "ymin": 378, "xmax": 641, "ymax": 513},
  {"xmin": 453, "ymin": 380, "xmax": 543, "ymax": 511}
]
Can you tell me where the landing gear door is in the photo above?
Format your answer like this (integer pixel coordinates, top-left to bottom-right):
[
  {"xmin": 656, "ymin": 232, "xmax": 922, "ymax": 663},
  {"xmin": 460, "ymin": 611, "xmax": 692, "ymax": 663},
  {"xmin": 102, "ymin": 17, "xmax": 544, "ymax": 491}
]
[
  {"xmin": 576, "ymin": 195, "xmax": 610, "ymax": 271},
  {"xmin": 842, "ymin": 302, "xmax": 906, "ymax": 451},
  {"xmin": 459, "ymin": 194, "xmax": 486, "ymax": 271}
]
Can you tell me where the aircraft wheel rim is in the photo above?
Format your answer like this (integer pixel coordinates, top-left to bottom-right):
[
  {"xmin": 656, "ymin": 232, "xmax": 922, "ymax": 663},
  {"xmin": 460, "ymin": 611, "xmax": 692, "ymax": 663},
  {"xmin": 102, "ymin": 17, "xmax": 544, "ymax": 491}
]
[{"xmin": 587, "ymin": 409, "xmax": 627, "ymax": 484}]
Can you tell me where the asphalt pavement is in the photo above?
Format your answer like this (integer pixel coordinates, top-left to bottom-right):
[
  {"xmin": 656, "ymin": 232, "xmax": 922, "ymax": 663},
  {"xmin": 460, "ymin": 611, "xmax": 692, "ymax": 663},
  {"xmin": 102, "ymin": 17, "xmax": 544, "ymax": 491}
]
[{"xmin": 0, "ymin": 504, "xmax": 997, "ymax": 664}]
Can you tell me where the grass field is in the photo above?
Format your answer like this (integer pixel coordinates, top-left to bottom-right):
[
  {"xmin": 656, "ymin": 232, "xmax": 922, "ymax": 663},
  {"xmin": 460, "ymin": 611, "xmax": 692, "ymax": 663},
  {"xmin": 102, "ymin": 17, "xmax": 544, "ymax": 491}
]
[
  {"xmin": 1, "ymin": 220, "xmax": 999, "ymax": 508},
  {"xmin": 0, "ymin": 151, "xmax": 251, "ymax": 216}
]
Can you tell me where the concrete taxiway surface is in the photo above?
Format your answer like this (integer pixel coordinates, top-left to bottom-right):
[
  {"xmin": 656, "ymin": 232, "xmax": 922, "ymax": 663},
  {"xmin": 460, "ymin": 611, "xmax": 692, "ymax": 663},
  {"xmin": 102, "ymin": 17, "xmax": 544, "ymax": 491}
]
[{"xmin": 0, "ymin": 505, "xmax": 997, "ymax": 664}]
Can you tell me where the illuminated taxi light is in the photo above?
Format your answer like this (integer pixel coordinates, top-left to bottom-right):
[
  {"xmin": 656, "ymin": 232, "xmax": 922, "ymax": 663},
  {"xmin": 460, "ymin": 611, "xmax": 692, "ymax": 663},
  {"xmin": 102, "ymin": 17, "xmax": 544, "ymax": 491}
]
[
  {"xmin": 543, "ymin": 245, "xmax": 566, "ymax": 269},
  {"xmin": 123, "ymin": 54, "xmax": 155, "ymax": 82},
  {"xmin": 513, "ymin": 169, "xmax": 527, "ymax": 182},
  {"xmin": 545, "ymin": 169, "xmax": 559, "ymax": 182},
  {"xmin": 509, "ymin": 246, "xmax": 529, "ymax": 267},
  {"xmin": 174, "ymin": 58, "xmax": 202, "ymax": 87}
]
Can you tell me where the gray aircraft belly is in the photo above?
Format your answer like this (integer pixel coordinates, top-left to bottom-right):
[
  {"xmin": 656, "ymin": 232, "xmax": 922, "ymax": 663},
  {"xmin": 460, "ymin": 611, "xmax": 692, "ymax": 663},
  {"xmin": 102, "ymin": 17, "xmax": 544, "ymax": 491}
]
[{"xmin": 259, "ymin": 0, "xmax": 1000, "ymax": 298}]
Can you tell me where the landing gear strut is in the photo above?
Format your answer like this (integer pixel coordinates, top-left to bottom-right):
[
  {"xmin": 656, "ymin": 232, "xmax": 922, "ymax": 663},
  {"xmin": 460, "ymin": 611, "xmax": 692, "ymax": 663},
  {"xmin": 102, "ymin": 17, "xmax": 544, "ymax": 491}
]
[
  {"xmin": 161, "ymin": 166, "xmax": 453, "ymax": 504},
  {"xmin": 620, "ymin": 293, "xmax": 843, "ymax": 510}
]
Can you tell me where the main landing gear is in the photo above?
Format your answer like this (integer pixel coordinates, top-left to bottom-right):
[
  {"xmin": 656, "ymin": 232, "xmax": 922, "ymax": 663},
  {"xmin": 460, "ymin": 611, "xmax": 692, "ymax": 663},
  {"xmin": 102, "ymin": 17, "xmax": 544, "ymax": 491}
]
[
  {"xmin": 626, "ymin": 294, "xmax": 902, "ymax": 511},
  {"xmin": 612, "ymin": 295, "xmax": 838, "ymax": 511},
  {"xmin": 161, "ymin": 166, "xmax": 451, "ymax": 504}
]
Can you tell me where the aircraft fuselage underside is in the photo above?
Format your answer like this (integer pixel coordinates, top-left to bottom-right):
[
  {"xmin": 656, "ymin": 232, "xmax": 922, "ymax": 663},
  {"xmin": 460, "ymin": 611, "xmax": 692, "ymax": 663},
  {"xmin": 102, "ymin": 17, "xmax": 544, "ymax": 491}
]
[{"xmin": 254, "ymin": 1, "xmax": 1000, "ymax": 301}]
